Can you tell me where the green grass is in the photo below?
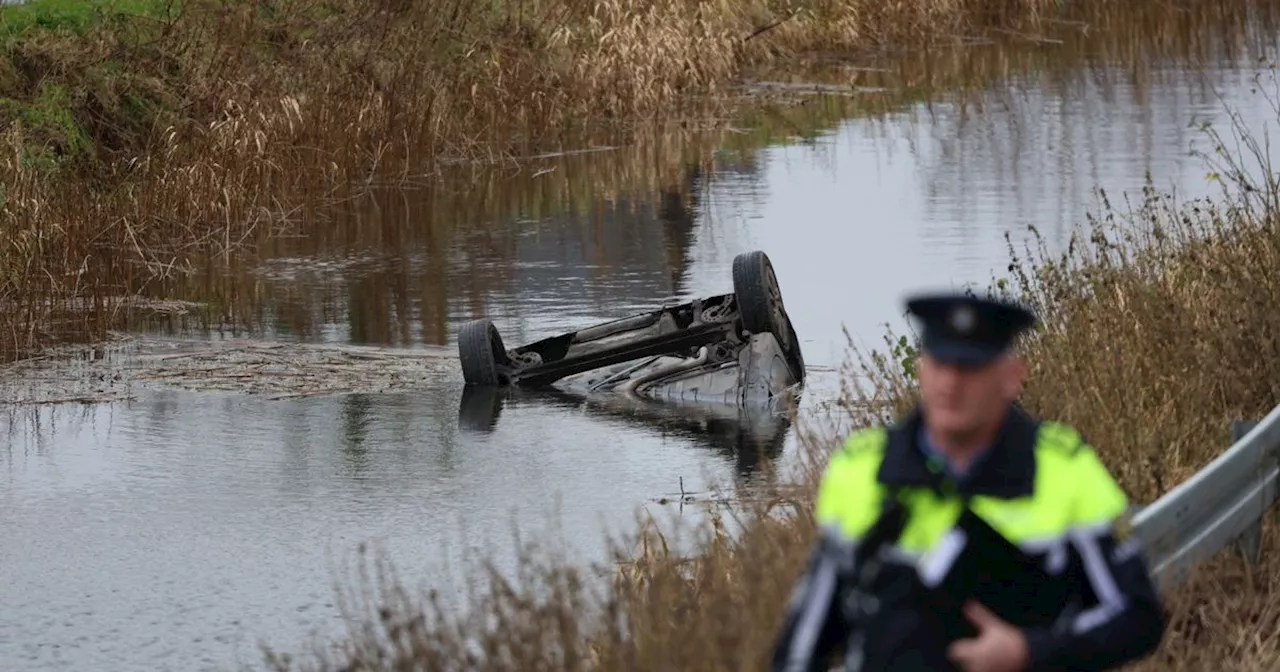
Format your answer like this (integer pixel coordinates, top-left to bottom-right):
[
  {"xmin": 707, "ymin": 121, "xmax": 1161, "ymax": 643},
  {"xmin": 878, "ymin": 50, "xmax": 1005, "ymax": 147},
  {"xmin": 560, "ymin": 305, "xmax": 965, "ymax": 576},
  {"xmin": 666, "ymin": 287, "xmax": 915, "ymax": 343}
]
[
  {"xmin": 0, "ymin": 0, "xmax": 177, "ymax": 41},
  {"xmin": 0, "ymin": 0, "xmax": 184, "ymax": 170}
]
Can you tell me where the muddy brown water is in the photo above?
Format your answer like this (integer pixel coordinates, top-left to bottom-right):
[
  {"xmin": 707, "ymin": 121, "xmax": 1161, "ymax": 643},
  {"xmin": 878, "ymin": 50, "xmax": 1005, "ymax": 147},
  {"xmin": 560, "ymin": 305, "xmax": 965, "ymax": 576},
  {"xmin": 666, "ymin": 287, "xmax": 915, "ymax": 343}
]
[{"xmin": 6, "ymin": 11, "xmax": 1280, "ymax": 671}]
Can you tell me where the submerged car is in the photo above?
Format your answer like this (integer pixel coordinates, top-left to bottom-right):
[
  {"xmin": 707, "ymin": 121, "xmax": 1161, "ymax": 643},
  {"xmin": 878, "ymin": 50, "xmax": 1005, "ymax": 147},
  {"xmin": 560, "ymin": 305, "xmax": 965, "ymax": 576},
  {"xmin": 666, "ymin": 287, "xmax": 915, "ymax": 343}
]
[{"xmin": 455, "ymin": 250, "xmax": 805, "ymax": 410}]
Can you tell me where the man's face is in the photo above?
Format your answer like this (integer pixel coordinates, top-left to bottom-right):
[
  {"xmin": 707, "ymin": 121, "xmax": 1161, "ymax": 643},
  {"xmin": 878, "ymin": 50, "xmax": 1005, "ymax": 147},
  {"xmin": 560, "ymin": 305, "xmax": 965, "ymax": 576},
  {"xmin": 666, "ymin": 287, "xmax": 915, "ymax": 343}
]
[{"xmin": 917, "ymin": 352, "xmax": 1025, "ymax": 440}]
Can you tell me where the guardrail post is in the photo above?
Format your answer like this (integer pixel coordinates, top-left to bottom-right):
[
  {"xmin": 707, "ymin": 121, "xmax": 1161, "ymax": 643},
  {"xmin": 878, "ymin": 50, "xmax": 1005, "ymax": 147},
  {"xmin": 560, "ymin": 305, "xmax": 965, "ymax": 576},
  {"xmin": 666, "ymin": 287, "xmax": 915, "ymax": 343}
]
[{"xmin": 1230, "ymin": 419, "xmax": 1263, "ymax": 566}]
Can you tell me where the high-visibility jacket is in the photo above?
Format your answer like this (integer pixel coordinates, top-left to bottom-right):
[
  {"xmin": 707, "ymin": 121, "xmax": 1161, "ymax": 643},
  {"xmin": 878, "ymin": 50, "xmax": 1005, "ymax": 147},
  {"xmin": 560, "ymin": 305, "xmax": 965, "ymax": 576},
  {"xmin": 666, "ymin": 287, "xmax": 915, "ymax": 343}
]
[{"xmin": 770, "ymin": 405, "xmax": 1167, "ymax": 672}]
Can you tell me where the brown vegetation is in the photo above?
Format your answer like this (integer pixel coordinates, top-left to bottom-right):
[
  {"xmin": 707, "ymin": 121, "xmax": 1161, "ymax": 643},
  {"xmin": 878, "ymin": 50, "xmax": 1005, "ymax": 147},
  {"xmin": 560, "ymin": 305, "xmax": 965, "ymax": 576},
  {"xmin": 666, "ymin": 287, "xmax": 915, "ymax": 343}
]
[
  {"xmin": 261, "ymin": 73, "xmax": 1280, "ymax": 671},
  {"xmin": 2, "ymin": 0, "xmax": 1266, "ymax": 361}
]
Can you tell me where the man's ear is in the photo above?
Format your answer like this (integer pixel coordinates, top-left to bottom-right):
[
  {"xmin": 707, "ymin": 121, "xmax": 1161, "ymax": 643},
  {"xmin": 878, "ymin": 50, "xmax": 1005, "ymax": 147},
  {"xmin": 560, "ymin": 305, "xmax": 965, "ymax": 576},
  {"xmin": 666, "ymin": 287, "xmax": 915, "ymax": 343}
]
[{"xmin": 1003, "ymin": 355, "xmax": 1028, "ymax": 399}]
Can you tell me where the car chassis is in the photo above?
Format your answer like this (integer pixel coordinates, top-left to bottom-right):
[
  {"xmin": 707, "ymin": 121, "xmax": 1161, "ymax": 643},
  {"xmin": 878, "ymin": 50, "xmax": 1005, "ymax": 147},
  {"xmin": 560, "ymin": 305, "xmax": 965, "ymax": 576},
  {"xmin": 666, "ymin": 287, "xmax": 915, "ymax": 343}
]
[{"xmin": 456, "ymin": 250, "xmax": 806, "ymax": 409}]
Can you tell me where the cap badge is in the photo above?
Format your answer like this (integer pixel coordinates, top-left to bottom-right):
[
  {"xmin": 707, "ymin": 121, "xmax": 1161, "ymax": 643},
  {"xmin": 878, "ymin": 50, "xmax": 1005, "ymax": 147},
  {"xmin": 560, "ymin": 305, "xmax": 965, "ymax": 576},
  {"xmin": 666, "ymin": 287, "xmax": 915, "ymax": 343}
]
[{"xmin": 950, "ymin": 305, "xmax": 976, "ymax": 334}]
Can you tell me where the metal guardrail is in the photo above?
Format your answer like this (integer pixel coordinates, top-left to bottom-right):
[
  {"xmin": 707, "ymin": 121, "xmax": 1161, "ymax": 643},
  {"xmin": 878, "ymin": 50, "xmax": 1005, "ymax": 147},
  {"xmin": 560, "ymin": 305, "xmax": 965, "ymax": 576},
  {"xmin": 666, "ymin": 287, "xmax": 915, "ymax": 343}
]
[{"xmin": 1130, "ymin": 406, "xmax": 1280, "ymax": 589}]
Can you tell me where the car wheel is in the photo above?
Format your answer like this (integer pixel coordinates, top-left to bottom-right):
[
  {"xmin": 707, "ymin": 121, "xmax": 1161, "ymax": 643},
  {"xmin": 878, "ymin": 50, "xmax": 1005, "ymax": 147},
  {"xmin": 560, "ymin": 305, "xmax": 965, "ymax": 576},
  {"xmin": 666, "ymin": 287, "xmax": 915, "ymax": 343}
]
[
  {"xmin": 458, "ymin": 318, "xmax": 510, "ymax": 386},
  {"xmin": 732, "ymin": 250, "xmax": 792, "ymax": 352}
]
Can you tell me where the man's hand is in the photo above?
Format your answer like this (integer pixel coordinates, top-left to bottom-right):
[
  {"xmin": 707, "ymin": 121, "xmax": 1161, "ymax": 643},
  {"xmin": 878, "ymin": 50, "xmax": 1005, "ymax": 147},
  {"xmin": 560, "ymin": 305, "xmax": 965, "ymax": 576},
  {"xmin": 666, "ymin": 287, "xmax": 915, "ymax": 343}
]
[{"xmin": 947, "ymin": 600, "xmax": 1030, "ymax": 672}]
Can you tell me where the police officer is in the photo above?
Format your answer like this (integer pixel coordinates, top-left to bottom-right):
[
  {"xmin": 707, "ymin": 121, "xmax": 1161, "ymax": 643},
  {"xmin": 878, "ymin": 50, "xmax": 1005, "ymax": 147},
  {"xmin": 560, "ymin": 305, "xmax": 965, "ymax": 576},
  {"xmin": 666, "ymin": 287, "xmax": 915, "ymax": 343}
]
[{"xmin": 770, "ymin": 292, "xmax": 1167, "ymax": 672}]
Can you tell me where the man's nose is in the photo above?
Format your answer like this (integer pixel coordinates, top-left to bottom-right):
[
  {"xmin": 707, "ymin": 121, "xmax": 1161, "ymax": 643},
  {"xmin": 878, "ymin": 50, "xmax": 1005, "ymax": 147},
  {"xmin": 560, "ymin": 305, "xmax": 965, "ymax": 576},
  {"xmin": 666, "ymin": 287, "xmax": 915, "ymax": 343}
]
[{"xmin": 937, "ymin": 362, "xmax": 966, "ymax": 381}]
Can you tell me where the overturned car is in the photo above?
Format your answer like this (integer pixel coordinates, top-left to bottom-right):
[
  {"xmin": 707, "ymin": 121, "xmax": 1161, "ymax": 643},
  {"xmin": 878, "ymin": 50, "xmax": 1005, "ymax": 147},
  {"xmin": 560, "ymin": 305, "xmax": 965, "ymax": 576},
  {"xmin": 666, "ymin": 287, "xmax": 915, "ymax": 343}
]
[{"xmin": 455, "ymin": 250, "xmax": 806, "ymax": 409}]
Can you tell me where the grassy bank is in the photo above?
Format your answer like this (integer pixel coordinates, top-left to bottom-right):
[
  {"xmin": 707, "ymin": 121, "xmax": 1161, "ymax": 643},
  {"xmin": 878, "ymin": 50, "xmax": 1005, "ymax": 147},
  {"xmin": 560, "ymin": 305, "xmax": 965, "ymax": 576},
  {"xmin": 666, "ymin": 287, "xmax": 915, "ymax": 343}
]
[
  {"xmin": 260, "ymin": 75, "xmax": 1280, "ymax": 669},
  {"xmin": 0, "ymin": 0, "xmax": 1272, "ymax": 360}
]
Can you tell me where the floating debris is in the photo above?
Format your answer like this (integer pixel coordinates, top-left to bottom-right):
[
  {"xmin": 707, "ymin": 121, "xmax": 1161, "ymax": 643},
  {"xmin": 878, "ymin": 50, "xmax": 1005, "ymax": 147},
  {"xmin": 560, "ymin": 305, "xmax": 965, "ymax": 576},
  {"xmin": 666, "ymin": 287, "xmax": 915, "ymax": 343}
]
[{"xmin": 0, "ymin": 334, "xmax": 455, "ymax": 405}]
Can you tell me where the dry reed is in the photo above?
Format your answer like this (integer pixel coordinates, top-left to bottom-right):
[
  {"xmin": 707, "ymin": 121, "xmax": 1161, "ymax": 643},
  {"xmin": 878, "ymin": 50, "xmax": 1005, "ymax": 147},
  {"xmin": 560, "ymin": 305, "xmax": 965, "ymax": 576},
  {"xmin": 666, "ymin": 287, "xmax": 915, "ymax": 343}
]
[
  {"xmin": 34, "ymin": 0, "xmax": 1275, "ymax": 354},
  {"xmin": 260, "ymin": 66, "xmax": 1280, "ymax": 672},
  {"xmin": 3, "ymin": 0, "xmax": 1255, "ymax": 361}
]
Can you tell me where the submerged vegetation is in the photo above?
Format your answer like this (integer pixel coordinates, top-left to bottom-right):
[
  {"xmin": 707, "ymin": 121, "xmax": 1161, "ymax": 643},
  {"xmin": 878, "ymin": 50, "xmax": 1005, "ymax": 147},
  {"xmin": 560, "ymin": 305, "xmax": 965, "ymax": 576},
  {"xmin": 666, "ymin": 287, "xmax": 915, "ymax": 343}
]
[
  {"xmin": 0, "ymin": 0, "xmax": 1275, "ymax": 360},
  {"xmin": 262, "ymin": 71, "xmax": 1280, "ymax": 670}
]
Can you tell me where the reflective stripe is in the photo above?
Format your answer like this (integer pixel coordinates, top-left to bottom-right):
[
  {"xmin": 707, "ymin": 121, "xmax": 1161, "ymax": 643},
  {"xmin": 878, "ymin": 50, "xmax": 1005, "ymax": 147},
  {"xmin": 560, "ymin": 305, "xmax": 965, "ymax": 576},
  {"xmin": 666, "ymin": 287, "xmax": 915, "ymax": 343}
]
[
  {"xmin": 830, "ymin": 521, "xmax": 1120, "ymax": 580},
  {"xmin": 1046, "ymin": 540, "xmax": 1069, "ymax": 574},
  {"xmin": 785, "ymin": 552, "xmax": 838, "ymax": 671},
  {"xmin": 779, "ymin": 524, "xmax": 862, "ymax": 670},
  {"xmin": 817, "ymin": 523, "xmax": 860, "ymax": 563},
  {"xmin": 884, "ymin": 546, "xmax": 921, "ymax": 564},
  {"xmin": 1113, "ymin": 536, "xmax": 1143, "ymax": 564},
  {"xmin": 919, "ymin": 528, "xmax": 967, "ymax": 588},
  {"xmin": 1070, "ymin": 526, "xmax": 1129, "ymax": 634}
]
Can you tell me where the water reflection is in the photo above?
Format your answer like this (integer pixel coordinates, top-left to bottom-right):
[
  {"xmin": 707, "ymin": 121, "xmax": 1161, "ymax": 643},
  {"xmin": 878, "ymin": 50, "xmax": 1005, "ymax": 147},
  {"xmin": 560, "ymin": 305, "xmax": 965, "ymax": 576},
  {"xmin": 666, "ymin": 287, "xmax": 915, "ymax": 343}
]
[
  {"xmin": 459, "ymin": 386, "xmax": 790, "ymax": 478},
  {"xmin": 906, "ymin": 60, "xmax": 1280, "ymax": 255},
  {"xmin": 141, "ymin": 158, "xmax": 717, "ymax": 351},
  {"xmin": 341, "ymin": 393, "xmax": 374, "ymax": 475}
]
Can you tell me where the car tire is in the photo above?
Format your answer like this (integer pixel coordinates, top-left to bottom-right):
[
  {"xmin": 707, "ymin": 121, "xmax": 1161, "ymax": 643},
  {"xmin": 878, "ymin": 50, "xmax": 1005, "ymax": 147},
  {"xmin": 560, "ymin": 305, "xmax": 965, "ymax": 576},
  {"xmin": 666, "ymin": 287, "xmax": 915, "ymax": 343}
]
[
  {"xmin": 458, "ymin": 318, "xmax": 509, "ymax": 386},
  {"xmin": 732, "ymin": 250, "xmax": 792, "ymax": 352}
]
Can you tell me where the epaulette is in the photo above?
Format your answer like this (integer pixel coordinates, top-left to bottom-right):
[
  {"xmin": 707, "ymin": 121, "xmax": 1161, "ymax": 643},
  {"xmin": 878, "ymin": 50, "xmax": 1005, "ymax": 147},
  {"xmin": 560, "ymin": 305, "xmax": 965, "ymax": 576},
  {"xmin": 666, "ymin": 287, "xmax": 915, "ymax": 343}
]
[
  {"xmin": 840, "ymin": 426, "xmax": 888, "ymax": 458},
  {"xmin": 1036, "ymin": 421, "xmax": 1089, "ymax": 458}
]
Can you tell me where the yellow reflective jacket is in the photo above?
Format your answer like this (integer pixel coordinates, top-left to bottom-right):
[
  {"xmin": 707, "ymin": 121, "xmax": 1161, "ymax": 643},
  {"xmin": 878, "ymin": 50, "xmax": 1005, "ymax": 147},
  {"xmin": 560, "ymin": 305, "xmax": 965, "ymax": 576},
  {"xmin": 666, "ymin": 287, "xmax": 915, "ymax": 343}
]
[{"xmin": 771, "ymin": 405, "xmax": 1167, "ymax": 672}]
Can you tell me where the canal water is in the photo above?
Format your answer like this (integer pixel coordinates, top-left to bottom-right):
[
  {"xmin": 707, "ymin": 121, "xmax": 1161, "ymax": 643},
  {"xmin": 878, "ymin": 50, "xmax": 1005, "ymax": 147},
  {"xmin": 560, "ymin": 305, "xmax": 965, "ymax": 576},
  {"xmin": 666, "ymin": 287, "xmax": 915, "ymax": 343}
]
[{"xmin": 4, "ymin": 6, "xmax": 1280, "ymax": 671}]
